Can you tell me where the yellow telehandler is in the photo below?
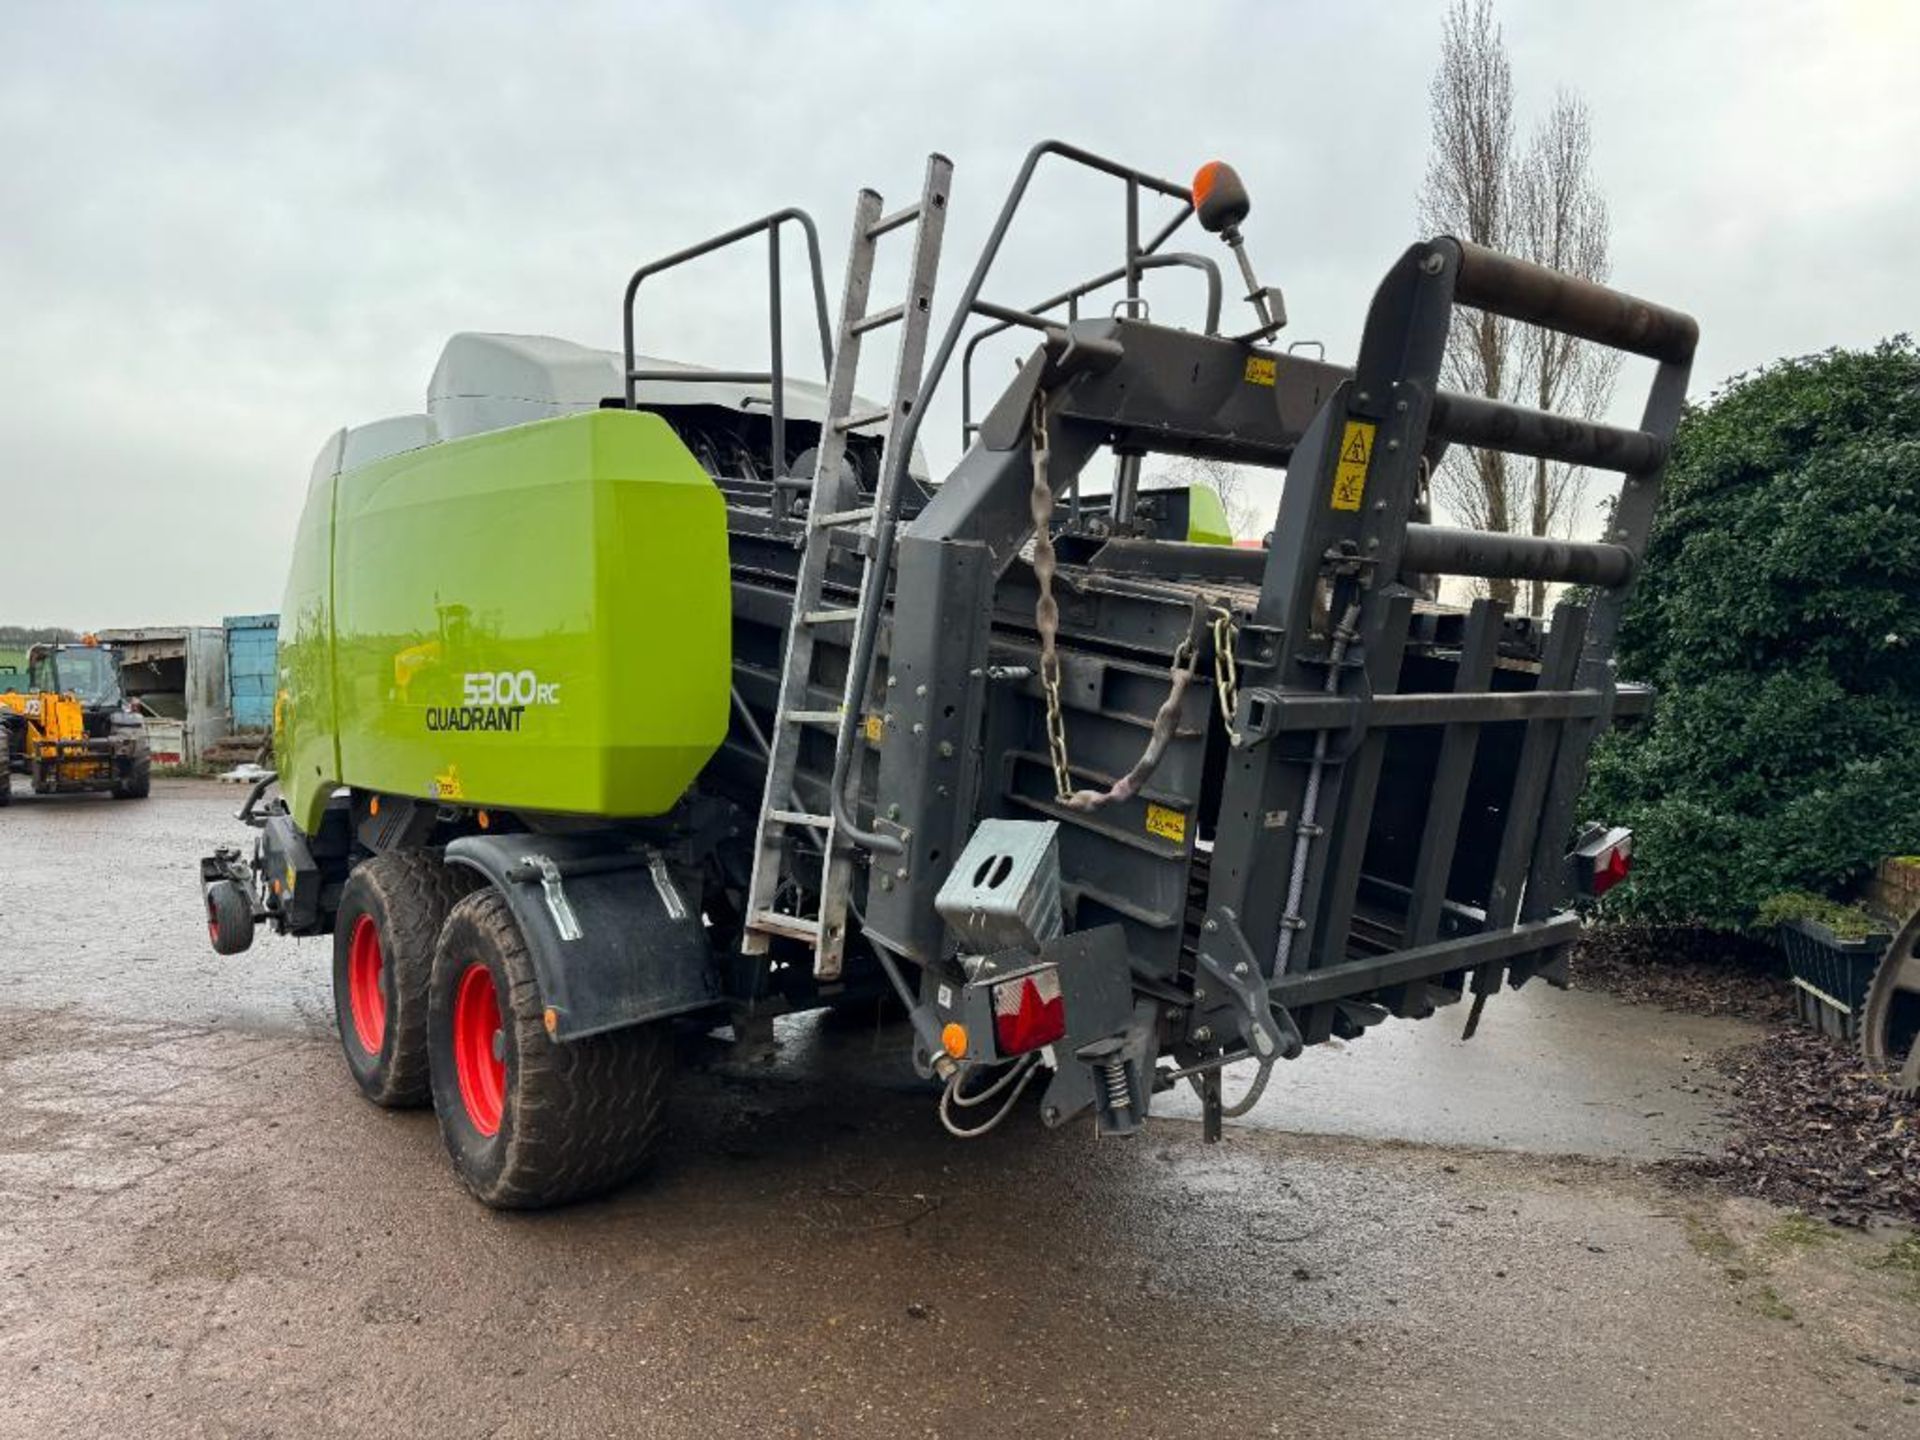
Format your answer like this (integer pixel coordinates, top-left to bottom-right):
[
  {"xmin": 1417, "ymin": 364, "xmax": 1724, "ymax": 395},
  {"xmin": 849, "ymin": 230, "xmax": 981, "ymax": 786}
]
[{"xmin": 0, "ymin": 638, "xmax": 151, "ymax": 804}]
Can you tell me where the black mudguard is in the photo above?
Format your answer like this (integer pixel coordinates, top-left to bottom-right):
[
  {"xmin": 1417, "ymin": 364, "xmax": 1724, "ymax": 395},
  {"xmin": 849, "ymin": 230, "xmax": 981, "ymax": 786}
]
[{"xmin": 444, "ymin": 832, "xmax": 719, "ymax": 1042}]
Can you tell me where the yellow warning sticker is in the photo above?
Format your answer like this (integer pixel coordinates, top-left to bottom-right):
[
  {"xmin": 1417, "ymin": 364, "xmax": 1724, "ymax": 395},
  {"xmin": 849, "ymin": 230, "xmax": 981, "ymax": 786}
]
[
  {"xmin": 1243, "ymin": 355, "xmax": 1276, "ymax": 387},
  {"xmin": 431, "ymin": 764, "xmax": 464, "ymax": 801},
  {"xmin": 1145, "ymin": 803, "xmax": 1188, "ymax": 844},
  {"xmin": 1331, "ymin": 419, "xmax": 1375, "ymax": 511},
  {"xmin": 863, "ymin": 713, "xmax": 885, "ymax": 745}
]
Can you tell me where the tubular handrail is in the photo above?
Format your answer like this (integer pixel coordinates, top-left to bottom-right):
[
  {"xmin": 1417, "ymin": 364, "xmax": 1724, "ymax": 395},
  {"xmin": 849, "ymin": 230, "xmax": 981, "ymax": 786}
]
[
  {"xmin": 959, "ymin": 250, "xmax": 1224, "ymax": 446},
  {"xmin": 827, "ymin": 139, "xmax": 1200, "ymax": 854},
  {"xmin": 1428, "ymin": 390, "xmax": 1667, "ymax": 474},
  {"xmin": 620, "ymin": 207, "xmax": 835, "ymax": 481},
  {"xmin": 1449, "ymin": 237, "xmax": 1698, "ymax": 365}
]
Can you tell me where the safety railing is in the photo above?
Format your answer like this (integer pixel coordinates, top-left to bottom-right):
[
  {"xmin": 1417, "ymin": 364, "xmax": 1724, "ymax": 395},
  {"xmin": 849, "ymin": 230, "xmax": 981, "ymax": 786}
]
[
  {"xmin": 619, "ymin": 208, "xmax": 835, "ymax": 483},
  {"xmin": 958, "ymin": 250, "xmax": 1223, "ymax": 449}
]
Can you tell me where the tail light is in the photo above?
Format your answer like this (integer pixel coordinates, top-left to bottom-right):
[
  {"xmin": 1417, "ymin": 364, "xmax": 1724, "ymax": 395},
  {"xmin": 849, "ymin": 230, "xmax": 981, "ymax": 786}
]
[
  {"xmin": 992, "ymin": 968, "xmax": 1065, "ymax": 1056},
  {"xmin": 1574, "ymin": 826, "xmax": 1633, "ymax": 897}
]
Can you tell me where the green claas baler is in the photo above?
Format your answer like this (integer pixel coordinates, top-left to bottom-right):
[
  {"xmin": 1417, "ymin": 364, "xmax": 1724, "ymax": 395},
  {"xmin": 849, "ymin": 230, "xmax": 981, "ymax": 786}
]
[{"xmin": 202, "ymin": 143, "xmax": 1692, "ymax": 1209}]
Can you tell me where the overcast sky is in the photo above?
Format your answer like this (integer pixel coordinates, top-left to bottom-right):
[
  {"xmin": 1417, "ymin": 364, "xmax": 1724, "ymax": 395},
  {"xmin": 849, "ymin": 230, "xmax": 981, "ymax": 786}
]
[{"xmin": 3, "ymin": 0, "xmax": 1914, "ymax": 627}]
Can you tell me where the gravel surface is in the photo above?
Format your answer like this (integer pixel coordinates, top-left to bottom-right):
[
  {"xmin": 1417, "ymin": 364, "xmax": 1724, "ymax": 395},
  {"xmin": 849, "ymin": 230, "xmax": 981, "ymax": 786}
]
[{"xmin": 3, "ymin": 781, "xmax": 1918, "ymax": 1438}]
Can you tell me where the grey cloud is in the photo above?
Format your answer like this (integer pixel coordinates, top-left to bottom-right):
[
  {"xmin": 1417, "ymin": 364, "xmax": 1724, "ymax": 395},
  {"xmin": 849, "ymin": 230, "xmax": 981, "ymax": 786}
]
[{"xmin": 1, "ymin": 1, "xmax": 1912, "ymax": 623}]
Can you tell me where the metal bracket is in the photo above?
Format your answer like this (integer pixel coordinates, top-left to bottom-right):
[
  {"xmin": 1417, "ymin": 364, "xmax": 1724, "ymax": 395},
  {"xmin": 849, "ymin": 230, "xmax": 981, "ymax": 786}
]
[
  {"xmin": 647, "ymin": 851, "xmax": 689, "ymax": 923},
  {"xmin": 1193, "ymin": 907, "xmax": 1302, "ymax": 1062},
  {"xmin": 522, "ymin": 854, "xmax": 583, "ymax": 943},
  {"xmin": 1232, "ymin": 686, "xmax": 1284, "ymax": 748}
]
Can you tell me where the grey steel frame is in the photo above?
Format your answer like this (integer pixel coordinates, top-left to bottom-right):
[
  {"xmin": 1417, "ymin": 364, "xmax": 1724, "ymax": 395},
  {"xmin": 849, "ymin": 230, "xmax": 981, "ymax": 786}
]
[
  {"xmin": 851, "ymin": 150, "xmax": 1694, "ymax": 1093},
  {"xmin": 823, "ymin": 141, "xmax": 1205, "ymax": 859},
  {"xmin": 619, "ymin": 139, "xmax": 1697, "ymax": 1133}
]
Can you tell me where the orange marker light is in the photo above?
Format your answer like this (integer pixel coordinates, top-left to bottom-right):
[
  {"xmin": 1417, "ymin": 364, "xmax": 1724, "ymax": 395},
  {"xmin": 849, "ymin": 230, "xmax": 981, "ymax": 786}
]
[
  {"xmin": 1191, "ymin": 160, "xmax": 1224, "ymax": 206},
  {"xmin": 1190, "ymin": 159, "xmax": 1251, "ymax": 235},
  {"xmin": 477, "ymin": 809, "xmax": 491, "ymax": 830},
  {"xmin": 369, "ymin": 794, "xmax": 380, "ymax": 817},
  {"xmin": 940, "ymin": 1022, "xmax": 969, "ymax": 1059}
]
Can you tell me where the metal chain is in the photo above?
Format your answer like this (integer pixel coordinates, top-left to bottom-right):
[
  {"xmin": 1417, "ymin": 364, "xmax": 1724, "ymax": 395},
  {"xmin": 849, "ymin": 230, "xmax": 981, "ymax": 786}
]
[
  {"xmin": 1210, "ymin": 605, "xmax": 1240, "ymax": 744},
  {"xmin": 1027, "ymin": 392, "xmax": 1207, "ymax": 810},
  {"xmin": 1027, "ymin": 396, "xmax": 1075, "ymax": 802}
]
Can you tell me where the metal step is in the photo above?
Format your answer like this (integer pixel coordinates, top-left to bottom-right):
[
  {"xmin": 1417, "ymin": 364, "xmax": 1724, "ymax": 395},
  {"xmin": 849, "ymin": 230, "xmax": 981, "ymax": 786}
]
[
  {"xmin": 867, "ymin": 204, "xmax": 921, "ymax": 239},
  {"xmin": 812, "ymin": 505, "xmax": 876, "ymax": 529},
  {"xmin": 851, "ymin": 303, "xmax": 906, "ymax": 335},
  {"xmin": 768, "ymin": 809, "xmax": 833, "ymax": 828},
  {"xmin": 749, "ymin": 911, "xmax": 823, "ymax": 941}
]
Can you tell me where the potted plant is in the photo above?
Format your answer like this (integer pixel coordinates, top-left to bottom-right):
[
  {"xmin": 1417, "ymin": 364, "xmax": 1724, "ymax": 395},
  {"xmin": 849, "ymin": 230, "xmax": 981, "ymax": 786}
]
[{"xmin": 1759, "ymin": 892, "xmax": 1894, "ymax": 1040}]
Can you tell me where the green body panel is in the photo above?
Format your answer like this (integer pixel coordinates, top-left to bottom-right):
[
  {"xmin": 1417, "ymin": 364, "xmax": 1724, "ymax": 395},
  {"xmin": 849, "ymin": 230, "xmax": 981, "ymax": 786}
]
[
  {"xmin": 277, "ymin": 411, "xmax": 731, "ymax": 834},
  {"xmin": 1184, "ymin": 484, "xmax": 1233, "ymax": 545}
]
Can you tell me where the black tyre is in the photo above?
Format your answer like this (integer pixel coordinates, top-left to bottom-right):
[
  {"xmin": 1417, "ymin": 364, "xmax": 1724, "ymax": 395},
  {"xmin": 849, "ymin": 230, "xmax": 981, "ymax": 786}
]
[
  {"xmin": 428, "ymin": 888, "xmax": 673, "ymax": 1210},
  {"xmin": 112, "ymin": 758, "xmax": 151, "ymax": 800},
  {"xmin": 205, "ymin": 880, "xmax": 255, "ymax": 955},
  {"xmin": 333, "ymin": 851, "xmax": 478, "ymax": 1108}
]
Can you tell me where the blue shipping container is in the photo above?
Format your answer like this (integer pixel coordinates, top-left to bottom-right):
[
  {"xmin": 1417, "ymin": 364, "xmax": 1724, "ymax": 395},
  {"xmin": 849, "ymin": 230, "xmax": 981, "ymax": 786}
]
[{"xmin": 224, "ymin": 613, "xmax": 279, "ymax": 732}]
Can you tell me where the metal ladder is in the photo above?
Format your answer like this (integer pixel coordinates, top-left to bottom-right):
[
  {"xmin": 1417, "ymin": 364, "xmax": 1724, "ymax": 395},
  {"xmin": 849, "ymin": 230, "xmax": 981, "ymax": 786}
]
[{"xmin": 742, "ymin": 153, "xmax": 952, "ymax": 979}]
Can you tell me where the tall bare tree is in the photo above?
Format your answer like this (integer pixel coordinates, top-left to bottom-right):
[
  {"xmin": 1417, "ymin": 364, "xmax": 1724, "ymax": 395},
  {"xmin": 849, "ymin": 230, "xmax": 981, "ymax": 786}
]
[
  {"xmin": 1512, "ymin": 92, "xmax": 1619, "ymax": 615},
  {"xmin": 1418, "ymin": 0, "xmax": 1616, "ymax": 612},
  {"xmin": 1419, "ymin": 0, "xmax": 1516, "ymax": 598}
]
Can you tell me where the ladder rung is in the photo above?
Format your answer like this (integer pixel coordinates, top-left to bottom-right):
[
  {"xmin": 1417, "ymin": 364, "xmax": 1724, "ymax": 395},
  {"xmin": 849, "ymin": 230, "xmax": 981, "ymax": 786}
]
[
  {"xmin": 866, "ymin": 204, "xmax": 921, "ymax": 240},
  {"xmin": 749, "ymin": 910, "xmax": 824, "ymax": 941},
  {"xmin": 851, "ymin": 303, "xmax": 906, "ymax": 336},
  {"xmin": 803, "ymin": 607, "xmax": 860, "ymax": 625},
  {"xmin": 812, "ymin": 505, "xmax": 876, "ymax": 529},
  {"xmin": 768, "ymin": 809, "xmax": 832, "ymax": 828},
  {"xmin": 836, "ymin": 406, "xmax": 891, "ymax": 433},
  {"xmin": 783, "ymin": 709, "xmax": 843, "ymax": 727}
]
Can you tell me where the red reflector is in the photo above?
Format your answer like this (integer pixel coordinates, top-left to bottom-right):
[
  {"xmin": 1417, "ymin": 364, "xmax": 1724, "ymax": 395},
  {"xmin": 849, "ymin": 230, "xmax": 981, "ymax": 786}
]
[
  {"xmin": 1592, "ymin": 840, "xmax": 1632, "ymax": 896},
  {"xmin": 992, "ymin": 970, "xmax": 1066, "ymax": 1056}
]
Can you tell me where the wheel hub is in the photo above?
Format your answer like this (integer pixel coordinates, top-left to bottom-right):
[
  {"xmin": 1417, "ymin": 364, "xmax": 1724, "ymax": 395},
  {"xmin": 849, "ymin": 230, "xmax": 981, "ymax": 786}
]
[
  {"xmin": 346, "ymin": 914, "xmax": 387, "ymax": 1053},
  {"xmin": 453, "ymin": 962, "xmax": 508, "ymax": 1136}
]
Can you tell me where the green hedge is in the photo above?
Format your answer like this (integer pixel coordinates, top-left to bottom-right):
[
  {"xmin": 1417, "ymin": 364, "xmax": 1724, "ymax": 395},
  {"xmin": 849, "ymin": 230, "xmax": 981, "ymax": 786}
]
[{"xmin": 1582, "ymin": 338, "xmax": 1920, "ymax": 930}]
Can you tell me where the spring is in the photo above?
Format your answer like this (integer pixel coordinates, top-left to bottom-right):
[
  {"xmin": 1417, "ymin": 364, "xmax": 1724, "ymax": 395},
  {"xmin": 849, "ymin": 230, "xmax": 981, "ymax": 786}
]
[{"xmin": 1102, "ymin": 1059, "xmax": 1132, "ymax": 1116}]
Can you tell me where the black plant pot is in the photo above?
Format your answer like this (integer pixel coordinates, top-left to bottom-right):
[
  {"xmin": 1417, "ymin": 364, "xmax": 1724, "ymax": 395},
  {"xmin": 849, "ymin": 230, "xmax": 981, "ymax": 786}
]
[{"xmin": 1776, "ymin": 916, "xmax": 1892, "ymax": 1041}]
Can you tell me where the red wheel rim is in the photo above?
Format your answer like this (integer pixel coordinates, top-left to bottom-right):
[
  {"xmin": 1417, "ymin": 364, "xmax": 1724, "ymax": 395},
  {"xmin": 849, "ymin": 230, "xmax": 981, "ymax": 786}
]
[
  {"xmin": 346, "ymin": 914, "xmax": 387, "ymax": 1054},
  {"xmin": 206, "ymin": 896, "xmax": 220, "ymax": 946},
  {"xmin": 453, "ymin": 962, "xmax": 506, "ymax": 1136}
]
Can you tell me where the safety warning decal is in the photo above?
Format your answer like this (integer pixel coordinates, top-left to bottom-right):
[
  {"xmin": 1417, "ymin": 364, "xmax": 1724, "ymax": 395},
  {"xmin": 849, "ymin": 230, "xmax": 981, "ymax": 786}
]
[
  {"xmin": 1145, "ymin": 802, "xmax": 1188, "ymax": 844},
  {"xmin": 1243, "ymin": 355, "xmax": 1276, "ymax": 387},
  {"xmin": 1331, "ymin": 419, "xmax": 1375, "ymax": 511}
]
